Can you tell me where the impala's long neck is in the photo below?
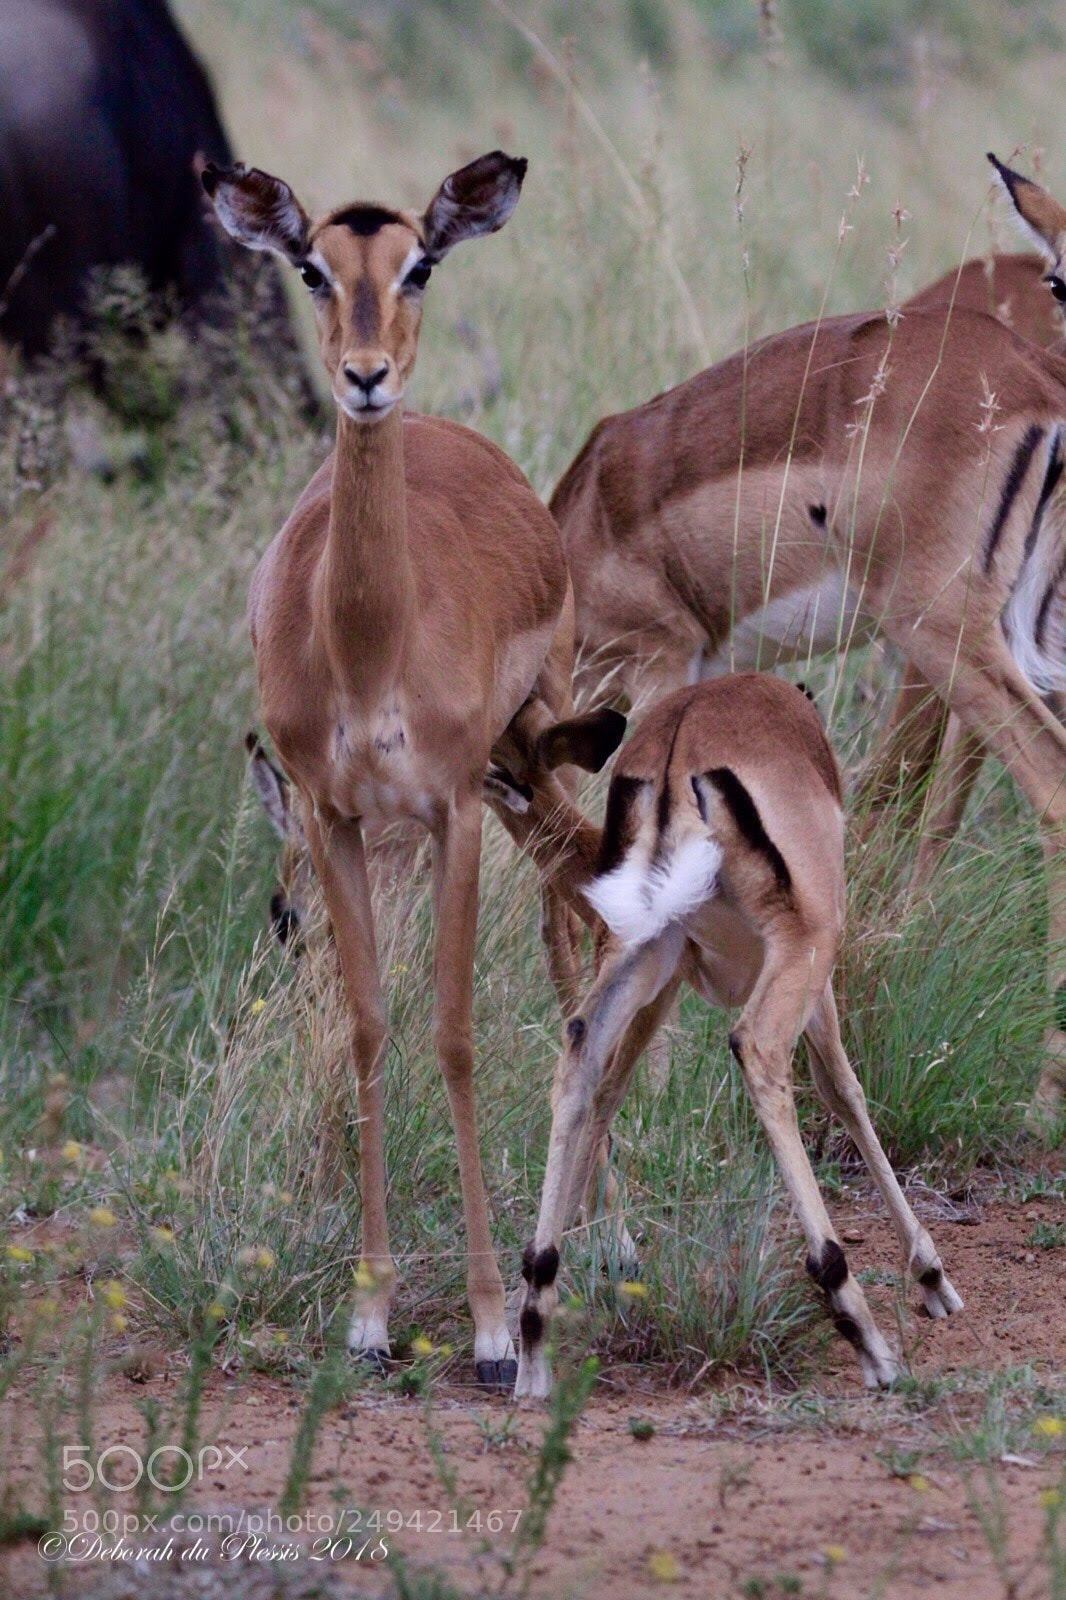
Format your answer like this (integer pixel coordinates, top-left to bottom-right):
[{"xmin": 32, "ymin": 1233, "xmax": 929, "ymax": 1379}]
[{"xmin": 316, "ymin": 407, "xmax": 414, "ymax": 696}]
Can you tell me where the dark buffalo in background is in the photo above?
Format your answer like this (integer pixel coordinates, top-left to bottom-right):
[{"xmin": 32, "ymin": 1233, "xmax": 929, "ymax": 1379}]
[{"xmin": 0, "ymin": 0, "xmax": 304, "ymax": 379}]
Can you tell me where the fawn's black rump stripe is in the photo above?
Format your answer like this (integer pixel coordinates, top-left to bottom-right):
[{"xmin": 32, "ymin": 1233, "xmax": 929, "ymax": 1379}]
[
  {"xmin": 596, "ymin": 775, "xmax": 646, "ymax": 879},
  {"xmin": 700, "ymin": 767, "xmax": 792, "ymax": 892}
]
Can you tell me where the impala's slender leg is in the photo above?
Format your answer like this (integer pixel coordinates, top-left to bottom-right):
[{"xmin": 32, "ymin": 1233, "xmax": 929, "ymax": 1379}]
[
  {"xmin": 725, "ymin": 932, "xmax": 899, "ymax": 1388},
  {"xmin": 563, "ymin": 971, "xmax": 685, "ymax": 1238},
  {"xmin": 804, "ymin": 984, "xmax": 963, "ymax": 1319},
  {"xmin": 431, "ymin": 791, "xmax": 515, "ymax": 1388},
  {"xmin": 515, "ymin": 929, "xmax": 684, "ymax": 1400},
  {"xmin": 487, "ymin": 743, "xmax": 641, "ymax": 1243},
  {"xmin": 856, "ymin": 662, "xmax": 950, "ymax": 821},
  {"xmin": 541, "ymin": 883, "xmax": 581, "ymax": 1009},
  {"xmin": 910, "ymin": 720, "xmax": 986, "ymax": 888},
  {"xmin": 304, "ymin": 810, "xmax": 393, "ymax": 1361},
  {"xmin": 910, "ymin": 637, "xmax": 1066, "ymax": 1114}
]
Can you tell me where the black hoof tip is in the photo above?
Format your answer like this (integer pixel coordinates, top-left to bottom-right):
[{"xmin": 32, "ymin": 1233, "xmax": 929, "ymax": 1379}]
[{"xmin": 475, "ymin": 1359, "xmax": 517, "ymax": 1393}]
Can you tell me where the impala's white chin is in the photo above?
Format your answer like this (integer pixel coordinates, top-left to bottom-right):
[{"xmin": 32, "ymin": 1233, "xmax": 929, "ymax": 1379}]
[{"xmin": 336, "ymin": 391, "xmax": 402, "ymax": 423}]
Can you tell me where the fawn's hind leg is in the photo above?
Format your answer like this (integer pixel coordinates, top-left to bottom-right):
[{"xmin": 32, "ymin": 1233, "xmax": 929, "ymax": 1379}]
[
  {"xmin": 804, "ymin": 985, "xmax": 963, "ymax": 1319},
  {"xmin": 722, "ymin": 932, "xmax": 900, "ymax": 1388}
]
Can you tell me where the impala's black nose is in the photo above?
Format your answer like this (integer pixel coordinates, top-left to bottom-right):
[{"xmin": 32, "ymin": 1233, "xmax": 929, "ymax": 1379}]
[{"xmin": 343, "ymin": 362, "xmax": 389, "ymax": 394}]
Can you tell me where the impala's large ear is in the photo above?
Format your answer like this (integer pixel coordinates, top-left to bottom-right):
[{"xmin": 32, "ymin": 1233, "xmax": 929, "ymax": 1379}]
[
  {"xmin": 246, "ymin": 732, "xmax": 293, "ymax": 839},
  {"xmin": 202, "ymin": 163, "xmax": 311, "ymax": 264},
  {"xmin": 535, "ymin": 708, "xmax": 627, "ymax": 774},
  {"xmin": 988, "ymin": 153, "xmax": 1066, "ymax": 269},
  {"xmin": 421, "ymin": 151, "xmax": 527, "ymax": 262}
]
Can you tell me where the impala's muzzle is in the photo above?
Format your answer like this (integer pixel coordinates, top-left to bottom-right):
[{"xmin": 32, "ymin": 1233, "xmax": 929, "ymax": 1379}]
[{"xmin": 337, "ymin": 353, "xmax": 401, "ymax": 421}]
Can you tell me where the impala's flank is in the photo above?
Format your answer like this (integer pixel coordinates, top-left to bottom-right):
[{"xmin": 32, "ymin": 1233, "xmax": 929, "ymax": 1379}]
[{"xmin": 204, "ymin": 152, "xmax": 593, "ymax": 1388}]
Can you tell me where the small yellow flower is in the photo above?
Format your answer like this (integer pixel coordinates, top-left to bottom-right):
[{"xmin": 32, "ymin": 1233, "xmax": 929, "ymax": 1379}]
[
  {"xmin": 411, "ymin": 1336, "xmax": 434, "ymax": 1358},
  {"xmin": 1039, "ymin": 1489, "xmax": 1062, "ymax": 1511},
  {"xmin": 62, "ymin": 1141, "xmax": 82, "ymax": 1162},
  {"xmin": 1034, "ymin": 1417, "xmax": 1066, "ymax": 1439},
  {"xmin": 150, "ymin": 1225, "xmax": 175, "ymax": 1246},
  {"xmin": 618, "ymin": 1281, "xmax": 647, "ymax": 1299},
  {"xmin": 438, "ymin": 1342, "xmax": 453, "ymax": 1358},
  {"xmin": 353, "ymin": 1261, "xmax": 376, "ymax": 1292},
  {"xmin": 389, "ymin": 964, "xmax": 409, "ymax": 976},
  {"xmin": 110, "ymin": 1313, "xmax": 127, "ymax": 1335},
  {"xmin": 273, "ymin": 1330, "xmax": 288, "ymax": 1345},
  {"xmin": 207, "ymin": 1302, "xmax": 227, "ymax": 1322},
  {"xmin": 647, "ymin": 1550, "xmax": 680, "ymax": 1583},
  {"xmin": 101, "ymin": 1280, "xmax": 126, "ymax": 1310},
  {"xmin": 824, "ymin": 1545, "xmax": 847, "ymax": 1564},
  {"xmin": 88, "ymin": 1207, "xmax": 117, "ymax": 1229},
  {"xmin": 279, "ymin": 1190, "xmax": 293, "ymax": 1206},
  {"xmin": 5, "ymin": 1245, "xmax": 33, "ymax": 1263},
  {"xmin": 907, "ymin": 1474, "xmax": 931, "ymax": 1493},
  {"xmin": 250, "ymin": 998, "xmax": 267, "ymax": 1014},
  {"xmin": 36, "ymin": 1297, "xmax": 59, "ymax": 1321}
]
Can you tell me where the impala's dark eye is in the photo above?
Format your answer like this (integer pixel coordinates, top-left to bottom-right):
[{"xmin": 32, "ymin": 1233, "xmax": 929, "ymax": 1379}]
[
  {"xmin": 1047, "ymin": 274, "xmax": 1066, "ymax": 304},
  {"xmin": 403, "ymin": 261, "xmax": 432, "ymax": 292},
  {"xmin": 300, "ymin": 262, "xmax": 325, "ymax": 291}
]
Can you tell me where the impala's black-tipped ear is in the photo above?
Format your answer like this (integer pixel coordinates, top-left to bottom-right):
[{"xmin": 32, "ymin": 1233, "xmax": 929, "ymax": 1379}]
[
  {"xmin": 536, "ymin": 707, "xmax": 627, "ymax": 774},
  {"xmin": 422, "ymin": 151, "xmax": 527, "ymax": 262},
  {"xmin": 246, "ymin": 732, "xmax": 292, "ymax": 839},
  {"xmin": 202, "ymin": 162, "xmax": 311, "ymax": 264},
  {"xmin": 988, "ymin": 152, "xmax": 1066, "ymax": 267}
]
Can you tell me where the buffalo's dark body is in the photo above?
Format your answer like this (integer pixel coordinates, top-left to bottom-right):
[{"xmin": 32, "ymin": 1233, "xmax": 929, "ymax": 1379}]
[{"xmin": 0, "ymin": 0, "xmax": 237, "ymax": 352}]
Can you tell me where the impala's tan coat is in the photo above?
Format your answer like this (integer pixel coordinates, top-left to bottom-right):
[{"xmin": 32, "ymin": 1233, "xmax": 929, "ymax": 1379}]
[
  {"xmin": 514, "ymin": 675, "xmax": 962, "ymax": 1397},
  {"xmin": 204, "ymin": 152, "xmax": 592, "ymax": 1387},
  {"xmin": 553, "ymin": 160, "xmax": 1066, "ymax": 1113},
  {"xmin": 907, "ymin": 249, "xmax": 1061, "ymax": 345}
]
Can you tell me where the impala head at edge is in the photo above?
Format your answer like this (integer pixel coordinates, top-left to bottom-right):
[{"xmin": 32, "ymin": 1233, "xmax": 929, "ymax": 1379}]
[
  {"xmin": 988, "ymin": 152, "xmax": 1066, "ymax": 311},
  {"xmin": 202, "ymin": 151, "xmax": 527, "ymax": 421}
]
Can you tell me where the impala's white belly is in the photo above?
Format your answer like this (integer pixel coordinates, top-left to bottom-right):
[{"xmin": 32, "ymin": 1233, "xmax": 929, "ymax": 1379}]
[{"xmin": 698, "ymin": 574, "xmax": 872, "ymax": 678}]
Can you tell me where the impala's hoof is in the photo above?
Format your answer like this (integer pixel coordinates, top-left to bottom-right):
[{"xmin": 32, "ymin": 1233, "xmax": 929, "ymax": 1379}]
[
  {"xmin": 475, "ymin": 1358, "xmax": 518, "ymax": 1393},
  {"xmin": 919, "ymin": 1278, "xmax": 964, "ymax": 1319},
  {"xmin": 859, "ymin": 1345, "xmax": 902, "ymax": 1390}
]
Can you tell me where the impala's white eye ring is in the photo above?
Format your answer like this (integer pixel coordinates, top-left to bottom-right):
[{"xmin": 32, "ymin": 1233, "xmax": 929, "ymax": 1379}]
[{"xmin": 403, "ymin": 260, "xmax": 432, "ymax": 293}]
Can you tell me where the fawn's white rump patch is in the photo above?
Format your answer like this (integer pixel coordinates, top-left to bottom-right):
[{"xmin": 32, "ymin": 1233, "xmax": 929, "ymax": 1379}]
[{"xmin": 585, "ymin": 833, "xmax": 722, "ymax": 946}]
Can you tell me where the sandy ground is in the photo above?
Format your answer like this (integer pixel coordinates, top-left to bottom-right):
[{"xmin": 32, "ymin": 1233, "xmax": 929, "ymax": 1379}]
[{"xmin": 2, "ymin": 1192, "xmax": 1064, "ymax": 1599}]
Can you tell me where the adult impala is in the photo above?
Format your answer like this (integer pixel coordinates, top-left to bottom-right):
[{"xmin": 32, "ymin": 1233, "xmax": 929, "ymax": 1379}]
[
  {"xmin": 552, "ymin": 155, "xmax": 1066, "ymax": 1117},
  {"xmin": 202, "ymin": 152, "xmax": 617, "ymax": 1387},
  {"xmin": 513, "ymin": 675, "xmax": 962, "ymax": 1397}
]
